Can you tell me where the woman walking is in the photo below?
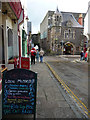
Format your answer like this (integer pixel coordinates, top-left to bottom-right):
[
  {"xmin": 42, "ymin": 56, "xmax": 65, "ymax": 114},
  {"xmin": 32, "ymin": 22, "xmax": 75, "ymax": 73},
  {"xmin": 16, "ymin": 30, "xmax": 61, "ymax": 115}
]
[{"xmin": 39, "ymin": 48, "xmax": 44, "ymax": 63}]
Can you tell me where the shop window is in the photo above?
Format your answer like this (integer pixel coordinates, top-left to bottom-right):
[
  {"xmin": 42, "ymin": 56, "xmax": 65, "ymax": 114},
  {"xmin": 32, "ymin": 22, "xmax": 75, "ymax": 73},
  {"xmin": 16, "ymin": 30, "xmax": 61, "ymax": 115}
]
[
  {"xmin": 8, "ymin": 29, "xmax": 13, "ymax": 59},
  {"xmin": 0, "ymin": 27, "xmax": 5, "ymax": 64}
]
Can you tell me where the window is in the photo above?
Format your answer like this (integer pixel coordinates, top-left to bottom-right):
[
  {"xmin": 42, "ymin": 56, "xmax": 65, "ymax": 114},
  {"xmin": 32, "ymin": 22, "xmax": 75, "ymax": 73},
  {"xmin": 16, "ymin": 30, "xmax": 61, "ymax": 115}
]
[
  {"xmin": 73, "ymin": 31, "xmax": 75, "ymax": 39},
  {"xmin": 58, "ymin": 44, "xmax": 60, "ymax": 48},
  {"xmin": 57, "ymin": 16, "xmax": 59, "ymax": 21},
  {"xmin": 8, "ymin": 29, "xmax": 13, "ymax": 46},
  {"xmin": 8, "ymin": 29, "xmax": 13, "ymax": 59},
  {"xmin": 64, "ymin": 29, "xmax": 75, "ymax": 39},
  {"xmin": 0, "ymin": 27, "xmax": 5, "ymax": 64},
  {"xmin": 55, "ymin": 40, "xmax": 58, "ymax": 44}
]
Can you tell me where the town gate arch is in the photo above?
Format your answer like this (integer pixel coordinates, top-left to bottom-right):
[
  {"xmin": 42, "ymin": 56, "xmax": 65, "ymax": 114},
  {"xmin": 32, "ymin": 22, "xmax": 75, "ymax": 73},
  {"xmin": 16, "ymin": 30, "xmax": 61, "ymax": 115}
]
[{"xmin": 64, "ymin": 42, "xmax": 75, "ymax": 55}]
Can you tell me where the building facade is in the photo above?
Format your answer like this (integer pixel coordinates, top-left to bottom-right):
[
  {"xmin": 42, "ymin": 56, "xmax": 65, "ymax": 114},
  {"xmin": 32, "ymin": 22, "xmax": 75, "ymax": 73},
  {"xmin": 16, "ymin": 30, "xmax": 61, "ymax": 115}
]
[
  {"xmin": 31, "ymin": 33, "xmax": 40, "ymax": 50},
  {"xmin": 84, "ymin": 1, "xmax": 90, "ymax": 51},
  {"xmin": 0, "ymin": 1, "xmax": 23, "ymax": 69},
  {"xmin": 40, "ymin": 8, "xmax": 86, "ymax": 55}
]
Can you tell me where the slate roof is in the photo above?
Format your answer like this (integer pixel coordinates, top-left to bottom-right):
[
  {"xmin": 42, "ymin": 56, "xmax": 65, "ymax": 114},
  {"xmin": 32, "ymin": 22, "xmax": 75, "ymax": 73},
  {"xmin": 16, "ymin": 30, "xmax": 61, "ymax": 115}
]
[{"xmin": 61, "ymin": 12, "xmax": 83, "ymax": 28}]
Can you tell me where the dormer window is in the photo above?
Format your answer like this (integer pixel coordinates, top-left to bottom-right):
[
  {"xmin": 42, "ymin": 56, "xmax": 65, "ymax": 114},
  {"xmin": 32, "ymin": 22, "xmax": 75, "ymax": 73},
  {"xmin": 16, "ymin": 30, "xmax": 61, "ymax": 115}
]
[
  {"xmin": 67, "ymin": 21, "xmax": 72, "ymax": 27},
  {"xmin": 57, "ymin": 16, "xmax": 59, "ymax": 21}
]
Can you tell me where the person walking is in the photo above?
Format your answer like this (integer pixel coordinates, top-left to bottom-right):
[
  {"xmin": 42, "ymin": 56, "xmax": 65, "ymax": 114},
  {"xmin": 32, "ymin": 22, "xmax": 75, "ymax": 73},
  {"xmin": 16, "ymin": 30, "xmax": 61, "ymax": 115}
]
[
  {"xmin": 84, "ymin": 51, "xmax": 88, "ymax": 61},
  {"xmin": 30, "ymin": 48, "xmax": 36, "ymax": 64},
  {"xmin": 36, "ymin": 50, "xmax": 39, "ymax": 62},
  {"xmin": 39, "ymin": 48, "xmax": 44, "ymax": 63},
  {"xmin": 80, "ymin": 51, "xmax": 84, "ymax": 61}
]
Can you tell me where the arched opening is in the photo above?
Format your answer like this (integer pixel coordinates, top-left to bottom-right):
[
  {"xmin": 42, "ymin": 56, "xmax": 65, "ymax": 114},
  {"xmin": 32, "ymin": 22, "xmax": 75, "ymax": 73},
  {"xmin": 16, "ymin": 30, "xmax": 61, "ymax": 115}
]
[{"xmin": 64, "ymin": 42, "xmax": 74, "ymax": 55}]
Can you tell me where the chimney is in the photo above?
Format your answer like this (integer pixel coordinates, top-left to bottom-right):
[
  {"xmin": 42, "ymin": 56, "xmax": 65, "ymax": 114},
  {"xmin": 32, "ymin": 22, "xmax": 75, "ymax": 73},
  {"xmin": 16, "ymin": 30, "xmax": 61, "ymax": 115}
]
[{"xmin": 78, "ymin": 14, "xmax": 83, "ymax": 26}]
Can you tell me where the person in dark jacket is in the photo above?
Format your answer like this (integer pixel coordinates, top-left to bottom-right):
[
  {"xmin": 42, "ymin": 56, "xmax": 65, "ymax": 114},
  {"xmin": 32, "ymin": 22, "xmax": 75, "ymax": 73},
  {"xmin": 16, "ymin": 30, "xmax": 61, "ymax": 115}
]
[
  {"xmin": 30, "ymin": 48, "xmax": 36, "ymax": 64},
  {"xmin": 80, "ymin": 51, "xmax": 84, "ymax": 61}
]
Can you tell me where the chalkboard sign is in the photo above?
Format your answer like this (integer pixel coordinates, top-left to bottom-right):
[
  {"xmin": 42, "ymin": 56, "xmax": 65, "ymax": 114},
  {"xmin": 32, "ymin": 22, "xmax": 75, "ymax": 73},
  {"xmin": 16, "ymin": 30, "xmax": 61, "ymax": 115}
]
[{"xmin": 2, "ymin": 68, "xmax": 37, "ymax": 118}]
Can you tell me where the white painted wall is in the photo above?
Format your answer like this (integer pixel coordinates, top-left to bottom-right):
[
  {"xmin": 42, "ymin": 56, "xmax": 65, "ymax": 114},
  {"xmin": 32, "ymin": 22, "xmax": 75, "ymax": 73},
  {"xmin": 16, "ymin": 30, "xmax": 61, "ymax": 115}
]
[
  {"xmin": 88, "ymin": 1, "xmax": 90, "ymax": 34},
  {"xmin": 84, "ymin": 1, "xmax": 90, "ymax": 40},
  {"xmin": 84, "ymin": 12, "xmax": 88, "ymax": 39}
]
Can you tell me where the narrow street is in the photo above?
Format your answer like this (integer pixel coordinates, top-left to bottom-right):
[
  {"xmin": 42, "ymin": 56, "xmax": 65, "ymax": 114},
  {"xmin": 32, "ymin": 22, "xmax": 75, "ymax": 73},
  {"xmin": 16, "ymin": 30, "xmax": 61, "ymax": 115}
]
[
  {"xmin": 0, "ymin": 56, "xmax": 88, "ymax": 119},
  {"xmin": 46, "ymin": 56, "xmax": 88, "ymax": 108},
  {"xmin": 31, "ymin": 56, "xmax": 88, "ymax": 118}
]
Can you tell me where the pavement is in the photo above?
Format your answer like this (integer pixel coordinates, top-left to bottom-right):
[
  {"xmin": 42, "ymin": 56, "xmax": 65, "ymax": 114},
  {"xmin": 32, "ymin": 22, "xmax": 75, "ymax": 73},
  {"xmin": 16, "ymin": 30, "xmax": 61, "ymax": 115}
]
[{"xmin": 31, "ymin": 56, "xmax": 85, "ymax": 118}]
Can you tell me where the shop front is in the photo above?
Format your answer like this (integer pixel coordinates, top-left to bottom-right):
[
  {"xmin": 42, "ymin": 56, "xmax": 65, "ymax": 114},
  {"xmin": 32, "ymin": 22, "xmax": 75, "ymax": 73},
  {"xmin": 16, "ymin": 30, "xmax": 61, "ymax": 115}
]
[{"xmin": 0, "ymin": 2, "xmax": 23, "ymax": 70}]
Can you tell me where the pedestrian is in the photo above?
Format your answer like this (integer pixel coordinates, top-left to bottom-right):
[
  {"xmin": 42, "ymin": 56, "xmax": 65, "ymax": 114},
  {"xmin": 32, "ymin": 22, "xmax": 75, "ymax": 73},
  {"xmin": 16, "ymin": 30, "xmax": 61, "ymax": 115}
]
[
  {"xmin": 36, "ymin": 50, "xmax": 39, "ymax": 62},
  {"xmin": 30, "ymin": 48, "xmax": 36, "ymax": 64},
  {"xmin": 39, "ymin": 48, "xmax": 44, "ymax": 63},
  {"xmin": 80, "ymin": 51, "xmax": 84, "ymax": 61},
  {"xmin": 84, "ymin": 51, "xmax": 88, "ymax": 61}
]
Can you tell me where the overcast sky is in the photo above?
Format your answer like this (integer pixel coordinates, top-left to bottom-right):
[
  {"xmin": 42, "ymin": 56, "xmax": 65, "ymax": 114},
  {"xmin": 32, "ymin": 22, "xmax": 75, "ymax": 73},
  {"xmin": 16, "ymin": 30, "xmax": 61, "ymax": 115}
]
[{"xmin": 21, "ymin": 0, "xmax": 89, "ymax": 34}]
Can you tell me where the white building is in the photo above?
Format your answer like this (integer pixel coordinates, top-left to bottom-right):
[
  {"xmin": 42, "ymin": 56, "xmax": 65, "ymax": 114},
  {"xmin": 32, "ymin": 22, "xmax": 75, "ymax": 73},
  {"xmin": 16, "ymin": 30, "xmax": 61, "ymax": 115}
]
[
  {"xmin": 84, "ymin": 1, "xmax": 90, "ymax": 50},
  {"xmin": 19, "ymin": 0, "xmax": 29, "ymax": 57}
]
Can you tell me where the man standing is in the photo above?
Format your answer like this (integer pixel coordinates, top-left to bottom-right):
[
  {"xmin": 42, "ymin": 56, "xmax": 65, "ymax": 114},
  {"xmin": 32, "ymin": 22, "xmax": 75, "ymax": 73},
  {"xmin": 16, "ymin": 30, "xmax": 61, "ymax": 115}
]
[
  {"xmin": 80, "ymin": 51, "xmax": 84, "ymax": 61},
  {"xmin": 39, "ymin": 48, "xmax": 44, "ymax": 63}
]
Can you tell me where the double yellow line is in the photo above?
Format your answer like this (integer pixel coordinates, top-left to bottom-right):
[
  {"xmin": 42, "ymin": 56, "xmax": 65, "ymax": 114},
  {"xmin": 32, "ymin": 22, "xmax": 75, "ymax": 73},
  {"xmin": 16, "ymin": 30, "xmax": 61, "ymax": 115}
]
[{"xmin": 45, "ymin": 62, "xmax": 89, "ymax": 117}]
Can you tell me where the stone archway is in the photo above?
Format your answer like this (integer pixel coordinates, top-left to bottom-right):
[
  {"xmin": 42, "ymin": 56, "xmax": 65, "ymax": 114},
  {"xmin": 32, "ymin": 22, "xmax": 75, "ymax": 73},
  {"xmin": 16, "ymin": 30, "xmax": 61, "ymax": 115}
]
[{"xmin": 64, "ymin": 42, "xmax": 75, "ymax": 55}]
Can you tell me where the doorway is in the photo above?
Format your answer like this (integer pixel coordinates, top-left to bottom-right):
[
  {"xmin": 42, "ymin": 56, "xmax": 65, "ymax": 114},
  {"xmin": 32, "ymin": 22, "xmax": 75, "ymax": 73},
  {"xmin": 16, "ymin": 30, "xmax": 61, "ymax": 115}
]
[
  {"xmin": 0, "ymin": 27, "xmax": 5, "ymax": 64},
  {"xmin": 64, "ymin": 43, "xmax": 74, "ymax": 55}
]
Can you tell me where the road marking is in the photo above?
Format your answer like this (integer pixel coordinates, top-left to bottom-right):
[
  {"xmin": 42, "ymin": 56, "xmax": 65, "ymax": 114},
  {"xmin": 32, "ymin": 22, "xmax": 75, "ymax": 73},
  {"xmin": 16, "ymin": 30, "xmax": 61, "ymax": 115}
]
[{"xmin": 45, "ymin": 62, "xmax": 88, "ymax": 117}]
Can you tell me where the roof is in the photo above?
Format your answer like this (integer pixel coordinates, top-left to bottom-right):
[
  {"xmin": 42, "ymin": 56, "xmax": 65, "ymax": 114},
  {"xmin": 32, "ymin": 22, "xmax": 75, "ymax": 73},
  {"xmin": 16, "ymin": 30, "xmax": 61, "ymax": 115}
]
[{"xmin": 61, "ymin": 12, "xmax": 83, "ymax": 28}]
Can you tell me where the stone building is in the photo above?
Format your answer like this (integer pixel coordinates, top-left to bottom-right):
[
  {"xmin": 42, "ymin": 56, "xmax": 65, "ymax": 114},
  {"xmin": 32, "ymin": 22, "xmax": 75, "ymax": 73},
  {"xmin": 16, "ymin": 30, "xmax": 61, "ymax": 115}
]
[
  {"xmin": 31, "ymin": 33, "xmax": 40, "ymax": 50},
  {"xmin": 40, "ymin": 8, "xmax": 86, "ymax": 55}
]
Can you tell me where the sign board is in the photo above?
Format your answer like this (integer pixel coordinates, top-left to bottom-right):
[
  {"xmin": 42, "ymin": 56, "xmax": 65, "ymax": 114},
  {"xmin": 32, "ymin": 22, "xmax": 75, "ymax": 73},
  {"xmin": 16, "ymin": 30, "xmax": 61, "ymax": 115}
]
[
  {"xmin": 9, "ymin": 2, "xmax": 22, "ymax": 20},
  {"xmin": 21, "ymin": 57, "xmax": 30, "ymax": 69},
  {"xmin": 2, "ymin": 69, "xmax": 37, "ymax": 119}
]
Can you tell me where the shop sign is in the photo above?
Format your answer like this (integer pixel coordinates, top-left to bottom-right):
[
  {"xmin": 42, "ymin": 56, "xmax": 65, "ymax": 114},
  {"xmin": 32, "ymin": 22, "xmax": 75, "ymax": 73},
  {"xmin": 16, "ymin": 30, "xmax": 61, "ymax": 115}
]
[{"xmin": 21, "ymin": 57, "xmax": 30, "ymax": 70}]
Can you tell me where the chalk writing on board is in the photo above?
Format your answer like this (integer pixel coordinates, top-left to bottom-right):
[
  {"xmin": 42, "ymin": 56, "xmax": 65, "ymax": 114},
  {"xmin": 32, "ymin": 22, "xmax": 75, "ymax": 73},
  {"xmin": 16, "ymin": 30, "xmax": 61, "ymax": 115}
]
[{"xmin": 2, "ymin": 69, "xmax": 37, "ymax": 115}]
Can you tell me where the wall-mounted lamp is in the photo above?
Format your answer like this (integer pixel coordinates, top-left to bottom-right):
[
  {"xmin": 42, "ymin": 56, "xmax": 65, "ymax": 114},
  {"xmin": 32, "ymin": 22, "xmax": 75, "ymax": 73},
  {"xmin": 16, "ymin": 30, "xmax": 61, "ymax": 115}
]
[
  {"xmin": 12, "ymin": 19, "xmax": 16, "ymax": 24},
  {"xmin": 26, "ymin": 16, "xmax": 29, "ymax": 20},
  {"xmin": 7, "ymin": 26, "xmax": 10, "ymax": 31},
  {"xmin": 22, "ymin": 22, "xmax": 24, "ymax": 29},
  {"xmin": 7, "ymin": 26, "xmax": 9, "ymax": 29},
  {"xmin": 0, "ymin": 24, "xmax": 3, "ymax": 28}
]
